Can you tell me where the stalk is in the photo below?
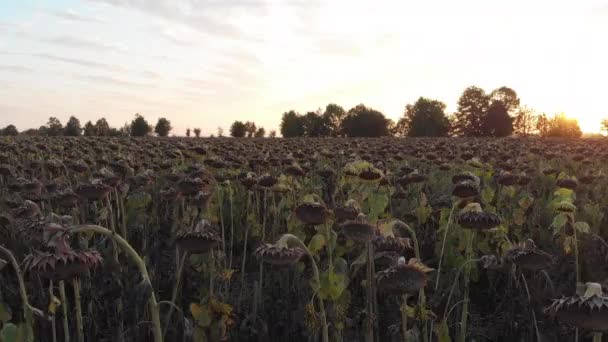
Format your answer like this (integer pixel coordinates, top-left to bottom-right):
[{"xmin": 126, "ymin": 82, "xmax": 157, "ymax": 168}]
[
  {"xmin": 72, "ymin": 278, "xmax": 84, "ymax": 342},
  {"xmin": 68, "ymin": 225, "xmax": 163, "ymax": 342},
  {"xmin": 458, "ymin": 231, "xmax": 474, "ymax": 342},
  {"xmin": 365, "ymin": 241, "xmax": 374, "ymax": 342},
  {"xmin": 237, "ymin": 192, "xmax": 252, "ymax": 311},
  {"xmin": 278, "ymin": 234, "xmax": 329, "ymax": 342},
  {"xmin": 162, "ymin": 251, "xmax": 188, "ymax": 339},
  {"xmin": 435, "ymin": 202, "xmax": 458, "ymax": 290},
  {"xmin": 401, "ymin": 294, "xmax": 410, "ymax": 342},
  {"xmin": 59, "ymin": 281, "xmax": 70, "ymax": 342},
  {"xmin": 0, "ymin": 245, "xmax": 39, "ymax": 341},
  {"xmin": 49, "ymin": 280, "xmax": 57, "ymax": 342},
  {"xmin": 520, "ymin": 274, "xmax": 541, "ymax": 342}
]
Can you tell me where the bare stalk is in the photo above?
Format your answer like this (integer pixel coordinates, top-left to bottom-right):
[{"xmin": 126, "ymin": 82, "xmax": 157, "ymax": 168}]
[{"xmin": 68, "ymin": 225, "xmax": 163, "ymax": 342}]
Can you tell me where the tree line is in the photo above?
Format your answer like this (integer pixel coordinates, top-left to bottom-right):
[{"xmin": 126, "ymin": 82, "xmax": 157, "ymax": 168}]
[
  {"xmin": 0, "ymin": 85, "xmax": 601, "ymax": 138},
  {"xmin": 0, "ymin": 114, "xmax": 177, "ymax": 137},
  {"xmin": 274, "ymin": 86, "xmax": 586, "ymax": 138}
]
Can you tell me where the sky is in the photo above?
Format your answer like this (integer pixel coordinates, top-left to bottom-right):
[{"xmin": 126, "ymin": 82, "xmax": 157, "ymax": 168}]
[{"xmin": 1, "ymin": 0, "xmax": 607, "ymax": 135}]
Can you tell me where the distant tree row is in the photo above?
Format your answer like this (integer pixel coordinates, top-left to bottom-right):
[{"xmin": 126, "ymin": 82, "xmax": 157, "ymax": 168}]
[
  {"xmin": 229, "ymin": 121, "xmax": 270, "ymax": 138},
  {"xmin": 2, "ymin": 114, "xmax": 178, "ymax": 137},
  {"xmin": 0, "ymin": 87, "xmax": 595, "ymax": 138},
  {"xmin": 275, "ymin": 86, "xmax": 584, "ymax": 138}
]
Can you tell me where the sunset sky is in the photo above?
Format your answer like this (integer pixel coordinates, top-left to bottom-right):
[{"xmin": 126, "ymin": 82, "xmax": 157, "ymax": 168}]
[{"xmin": 1, "ymin": 0, "xmax": 607, "ymax": 135}]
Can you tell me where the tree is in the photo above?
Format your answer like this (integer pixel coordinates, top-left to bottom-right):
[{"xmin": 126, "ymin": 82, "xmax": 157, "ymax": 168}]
[
  {"xmin": 341, "ymin": 104, "xmax": 391, "ymax": 137},
  {"xmin": 452, "ymin": 86, "xmax": 490, "ymax": 136},
  {"xmin": 95, "ymin": 118, "xmax": 111, "ymax": 136},
  {"xmin": 130, "ymin": 114, "xmax": 152, "ymax": 137},
  {"xmin": 47, "ymin": 117, "xmax": 63, "ymax": 136},
  {"xmin": 230, "ymin": 121, "xmax": 247, "ymax": 137},
  {"xmin": 1, "ymin": 124, "xmax": 18, "ymax": 136},
  {"xmin": 244, "ymin": 121, "xmax": 257, "ymax": 137},
  {"xmin": 83, "ymin": 121, "xmax": 96, "ymax": 136},
  {"xmin": 482, "ymin": 101, "xmax": 513, "ymax": 137},
  {"xmin": 536, "ymin": 114, "xmax": 551, "ymax": 137},
  {"xmin": 254, "ymin": 127, "xmax": 266, "ymax": 138},
  {"xmin": 602, "ymin": 119, "xmax": 608, "ymax": 135},
  {"xmin": 303, "ymin": 111, "xmax": 331, "ymax": 137},
  {"xmin": 546, "ymin": 113, "xmax": 582, "ymax": 138},
  {"xmin": 269, "ymin": 130, "xmax": 277, "ymax": 138},
  {"xmin": 280, "ymin": 110, "xmax": 305, "ymax": 137},
  {"xmin": 217, "ymin": 127, "xmax": 224, "ymax": 137},
  {"xmin": 322, "ymin": 103, "xmax": 346, "ymax": 136},
  {"xmin": 513, "ymin": 106, "xmax": 537, "ymax": 136},
  {"xmin": 186, "ymin": 128, "xmax": 191, "ymax": 137},
  {"xmin": 193, "ymin": 128, "xmax": 201, "ymax": 138},
  {"xmin": 154, "ymin": 117, "xmax": 172, "ymax": 137},
  {"xmin": 63, "ymin": 116, "xmax": 82, "ymax": 136},
  {"xmin": 490, "ymin": 87, "xmax": 520, "ymax": 114},
  {"xmin": 397, "ymin": 97, "xmax": 450, "ymax": 137}
]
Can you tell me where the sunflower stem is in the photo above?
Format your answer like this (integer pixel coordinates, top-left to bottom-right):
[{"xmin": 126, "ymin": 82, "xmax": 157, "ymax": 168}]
[
  {"xmin": 279, "ymin": 234, "xmax": 329, "ymax": 342},
  {"xmin": 72, "ymin": 278, "xmax": 84, "ymax": 342},
  {"xmin": 458, "ymin": 231, "xmax": 474, "ymax": 342},
  {"xmin": 435, "ymin": 202, "xmax": 458, "ymax": 290},
  {"xmin": 365, "ymin": 241, "xmax": 374, "ymax": 342},
  {"xmin": 0, "ymin": 245, "xmax": 37, "ymax": 341},
  {"xmin": 162, "ymin": 251, "xmax": 188, "ymax": 339},
  {"xmin": 401, "ymin": 294, "xmax": 409, "ymax": 342},
  {"xmin": 68, "ymin": 224, "xmax": 163, "ymax": 342},
  {"xmin": 59, "ymin": 281, "xmax": 70, "ymax": 342}
]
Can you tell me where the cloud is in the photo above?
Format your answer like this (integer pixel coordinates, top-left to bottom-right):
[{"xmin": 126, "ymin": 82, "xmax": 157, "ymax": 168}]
[
  {"xmin": 42, "ymin": 35, "xmax": 127, "ymax": 53},
  {"xmin": 87, "ymin": 0, "xmax": 273, "ymax": 39},
  {"xmin": 0, "ymin": 52, "xmax": 125, "ymax": 72},
  {"xmin": 42, "ymin": 8, "xmax": 106, "ymax": 24},
  {"xmin": 0, "ymin": 65, "xmax": 34, "ymax": 73},
  {"xmin": 140, "ymin": 70, "xmax": 162, "ymax": 79},
  {"xmin": 71, "ymin": 74, "xmax": 152, "ymax": 88}
]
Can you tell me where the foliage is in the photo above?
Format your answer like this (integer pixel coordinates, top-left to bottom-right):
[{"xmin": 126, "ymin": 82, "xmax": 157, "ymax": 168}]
[
  {"xmin": 280, "ymin": 110, "xmax": 305, "ymax": 137},
  {"xmin": 154, "ymin": 117, "xmax": 172, "ymax": 137},
  {"xmin": 230, "ymin": 121, "xmax": 247, "ymax": 137},
  {"xmin": 1, "ymin": 125, "xmax": 18, "ymax": 136},
  {"xmin": 130, "ymin": 114, "xmax": 152, "ymax": 137},
  {"xmin": 396, "ymin": 97, "xmax": 450, "ymax": 137},
  {"xmin": 341, "ymin": 104, "xmax": 391, "ymax": 137},
  {"xmin": 46, "ymin": 117, "xmax": 63, "ymax": 136}
]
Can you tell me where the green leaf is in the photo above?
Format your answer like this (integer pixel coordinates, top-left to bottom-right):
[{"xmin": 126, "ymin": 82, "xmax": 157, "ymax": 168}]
[
  {"xmin": 437, "ymin": 321, "xmax": 452, "ymax": 342},
  {"xmin": 0, "ymin": 303, "xmax": 11, "ymax": 322},
  {"xmin": 574, "ymin": 221, "xmax": 590, "ymax": 234},
  {"xmin": 518, "ymin": 195, "xmax": 534, "ymax": 210},
  {"xmin": 308, "ymin": 233, "xmax": 326, "ymax": 255},
  {"xmin": 0, "ymin": 323, "xmax": 17, "ymax": 342},
  {"xmin": 415, "ymin": 205, "xmax": 432, "ymax": 225},
  {"xmin": 193, "ymin": 327, "xmax": 207, "ymax": 342},
  {"xmin": 502, "ymin": 186, "xmax": 516, "ymax": 199},
  {"xmin": 481, "ymin": 187, "xmax": 494, "ymax": 205},
  {"xmin": 551, "ymin": 213, "xmax": 568, "ymax": 233},
  {"xmin": 191, "ymin": 303, "xmax": 213, "ymax": 328},
  {"xmin": 513, "ymin": 208, "xmax": 525, "ymax": 226}
]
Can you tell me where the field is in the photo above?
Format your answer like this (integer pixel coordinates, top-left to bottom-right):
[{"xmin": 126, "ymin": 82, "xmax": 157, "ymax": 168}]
[{"xmin": 1, "ymin": 136, "xmax": 607, "ymax": 342}]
